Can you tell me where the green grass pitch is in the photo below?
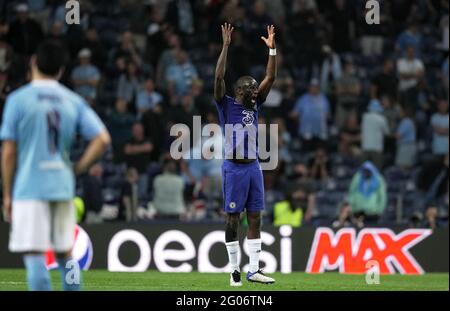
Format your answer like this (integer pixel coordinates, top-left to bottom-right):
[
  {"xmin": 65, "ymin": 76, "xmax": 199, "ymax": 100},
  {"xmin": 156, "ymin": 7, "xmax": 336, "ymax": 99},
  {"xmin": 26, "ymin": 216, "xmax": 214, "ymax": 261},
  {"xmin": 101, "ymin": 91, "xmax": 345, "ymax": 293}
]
[{"xmin": 0, "ymin": 270, "xmax": 448, "ymax": 291}]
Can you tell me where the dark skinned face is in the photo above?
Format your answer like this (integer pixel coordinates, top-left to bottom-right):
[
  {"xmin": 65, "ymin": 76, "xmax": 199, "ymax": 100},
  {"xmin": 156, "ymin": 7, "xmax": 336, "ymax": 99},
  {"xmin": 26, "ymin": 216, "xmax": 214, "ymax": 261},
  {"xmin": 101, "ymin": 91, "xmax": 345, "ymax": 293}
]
[{"xmin": 237, "ymin": 78, "xmax": 259, "ymax": 109}]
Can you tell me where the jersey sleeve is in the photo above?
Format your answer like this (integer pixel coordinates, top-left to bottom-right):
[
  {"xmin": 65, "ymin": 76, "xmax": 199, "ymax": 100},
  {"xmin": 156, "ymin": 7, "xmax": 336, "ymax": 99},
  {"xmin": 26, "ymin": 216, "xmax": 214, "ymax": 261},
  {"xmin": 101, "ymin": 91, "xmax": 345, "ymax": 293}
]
[
  {"xmin": 77, "ymin": 99, "xmax": 106, "ymax": 140},
  {"xmin": 0, "ymin": 96, "xmax": 20, "ymax": 141}
]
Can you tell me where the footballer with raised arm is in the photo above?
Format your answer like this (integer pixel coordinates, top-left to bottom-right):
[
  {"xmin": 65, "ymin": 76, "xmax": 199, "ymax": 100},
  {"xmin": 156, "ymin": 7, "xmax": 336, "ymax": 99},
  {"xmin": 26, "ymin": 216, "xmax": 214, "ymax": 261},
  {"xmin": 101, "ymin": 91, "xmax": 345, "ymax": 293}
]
[{"xmin": 214, "ymin": 23, "xmax": 277, "ymax": 286}]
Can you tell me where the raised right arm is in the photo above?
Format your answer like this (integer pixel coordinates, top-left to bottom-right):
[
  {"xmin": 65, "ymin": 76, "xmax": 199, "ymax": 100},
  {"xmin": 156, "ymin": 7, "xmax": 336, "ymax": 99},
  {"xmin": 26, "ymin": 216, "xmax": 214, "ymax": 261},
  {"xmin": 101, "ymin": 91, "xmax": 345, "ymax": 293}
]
[{"xmin": 214, "ymin": 23, "xmax": 233, "ymax": 102}]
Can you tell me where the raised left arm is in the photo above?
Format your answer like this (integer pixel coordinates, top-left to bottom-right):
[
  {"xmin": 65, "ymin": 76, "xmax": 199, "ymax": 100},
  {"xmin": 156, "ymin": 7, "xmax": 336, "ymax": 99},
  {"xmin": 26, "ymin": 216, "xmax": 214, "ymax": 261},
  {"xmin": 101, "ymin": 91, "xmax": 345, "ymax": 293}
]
[{"xmin": 258, "ymin": 25, "xmax": 277, "ymax": 103}]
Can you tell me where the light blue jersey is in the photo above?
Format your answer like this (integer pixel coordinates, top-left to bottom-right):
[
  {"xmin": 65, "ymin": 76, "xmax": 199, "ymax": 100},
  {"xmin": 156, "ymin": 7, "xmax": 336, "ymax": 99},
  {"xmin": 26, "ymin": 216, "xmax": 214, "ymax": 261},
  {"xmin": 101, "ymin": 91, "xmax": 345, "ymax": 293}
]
[{"xmin": 0, "ymin": 80, "xmax": 105, "ymax": 201}]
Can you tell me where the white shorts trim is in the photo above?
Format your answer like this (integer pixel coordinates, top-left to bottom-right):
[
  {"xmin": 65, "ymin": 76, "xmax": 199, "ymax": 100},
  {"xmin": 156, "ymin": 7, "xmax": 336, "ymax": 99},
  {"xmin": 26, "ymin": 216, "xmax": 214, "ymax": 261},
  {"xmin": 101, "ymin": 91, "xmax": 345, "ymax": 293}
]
[{"xmin": 9, "ymin": 200, "xmax": 75, "ymax": 253}]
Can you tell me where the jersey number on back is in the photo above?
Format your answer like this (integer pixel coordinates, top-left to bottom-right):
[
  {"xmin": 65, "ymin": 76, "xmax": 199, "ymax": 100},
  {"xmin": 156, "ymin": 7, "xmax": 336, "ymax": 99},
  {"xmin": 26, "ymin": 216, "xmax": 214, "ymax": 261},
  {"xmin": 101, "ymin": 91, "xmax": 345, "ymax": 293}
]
[{"xmin": 47, "ymin": 110, "xmax": 61, "ymax": 154}]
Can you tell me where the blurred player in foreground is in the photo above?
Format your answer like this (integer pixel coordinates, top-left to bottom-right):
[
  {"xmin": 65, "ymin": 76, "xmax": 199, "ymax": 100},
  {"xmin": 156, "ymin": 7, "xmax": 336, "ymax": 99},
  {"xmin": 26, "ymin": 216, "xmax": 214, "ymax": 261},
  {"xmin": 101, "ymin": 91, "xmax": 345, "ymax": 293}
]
[
  {"xmin": 0, "ymin": 40, "xmax": 111, "ymax": 291},
  {"xmin": 214, "ymin": 23, "xmax": 277, "ymax": 286}
]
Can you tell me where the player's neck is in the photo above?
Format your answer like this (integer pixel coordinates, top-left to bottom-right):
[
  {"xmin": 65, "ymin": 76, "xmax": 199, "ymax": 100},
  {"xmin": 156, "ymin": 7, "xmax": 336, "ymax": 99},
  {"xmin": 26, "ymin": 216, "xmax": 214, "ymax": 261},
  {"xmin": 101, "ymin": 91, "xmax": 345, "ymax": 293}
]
[{"xmin": 32, "ymin": 70, "xmax": 59, "ymax": 82}]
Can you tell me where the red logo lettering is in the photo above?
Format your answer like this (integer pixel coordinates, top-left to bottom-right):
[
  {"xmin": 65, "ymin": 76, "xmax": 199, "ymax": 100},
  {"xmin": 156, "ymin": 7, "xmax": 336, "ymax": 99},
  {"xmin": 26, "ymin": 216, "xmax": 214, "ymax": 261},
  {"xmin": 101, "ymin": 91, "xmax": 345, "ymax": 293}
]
[{"xmin": 306, "ymin": 228, "xmax": 431, "ymax": 275}]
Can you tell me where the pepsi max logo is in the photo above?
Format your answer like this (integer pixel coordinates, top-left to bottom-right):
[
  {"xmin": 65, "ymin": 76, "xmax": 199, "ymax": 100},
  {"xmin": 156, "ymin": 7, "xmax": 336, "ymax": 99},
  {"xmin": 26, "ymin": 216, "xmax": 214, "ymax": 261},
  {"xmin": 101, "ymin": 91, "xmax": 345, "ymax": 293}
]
[{"xmin": 45, "ymin": 225, "xmax": 93, "ymax": 270}]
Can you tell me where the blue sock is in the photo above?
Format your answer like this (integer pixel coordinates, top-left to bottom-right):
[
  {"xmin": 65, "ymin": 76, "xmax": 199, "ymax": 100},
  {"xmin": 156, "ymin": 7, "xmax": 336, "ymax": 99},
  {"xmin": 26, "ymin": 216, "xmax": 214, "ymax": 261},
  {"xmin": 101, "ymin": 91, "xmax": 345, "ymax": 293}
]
[
  {"xmin": 57, "ymin": 257, "xmax": 82, "ymax": 291},
  {"xmin": 23, "ymin": 255, "xmax": 52, "ymax": 291}
]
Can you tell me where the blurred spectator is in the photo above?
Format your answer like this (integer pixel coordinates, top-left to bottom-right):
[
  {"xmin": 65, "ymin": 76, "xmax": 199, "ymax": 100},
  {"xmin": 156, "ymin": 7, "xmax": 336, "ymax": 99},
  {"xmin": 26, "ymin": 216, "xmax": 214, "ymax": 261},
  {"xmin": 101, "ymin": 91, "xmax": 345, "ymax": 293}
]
[
  {"xmin": 107, "ymin": 99, "xmax": 136, "ymax": 162},
  {"xmin": 332, "ymin": 201, "xmax": 356, "ymax": 229},
  {"xmin": 82, "ymin": 163, "xmax": 104, "ymax": 222},
  {"xmin": 320, "ymin": 46, "xmax": 343, "ymax": 94},
  {"xmin": 370, "ymin": 58, "xmax": 398, "ymax": 101},
  {"xmin": 82, "ymin": 28, "xmax": 107, "ymax": 70},
  {"xmin": 396, "ymin": 22, "xmax": 422, "ymax": 57},
  {"xmin": 308, "ymin": 147, "xmax": 330, "ymax": 181},
  {"xmin": 395, "ymin": 107, "xmax": 417, "ymax": 168},
  {"xmin": 112, "ymin": 31, "xmax": 142, "ymax": 67},
  {"xmin": 117, "ymin": 60, "xmax": 141, "ymax": 105},
  {"xmin": 169, "ymin": 93, "xmax": 199, "ymax": 131},
  {"xmin": 348, "ymin": 161, "xmax": 387, "ymax": 225},
  {"xmin": 246, "ymin": 0, "xmax": 275, "ymax": 65},
  {"xmin": 273, "ymin": 117, "xmax": 292, "ymax": 163},
  {"xmin": 328, "ymin": 0, "xmax": 354, "ymax": 54},
  {"xmin": 417, "ymin": 154, "xmax": 449, "ymax": 223},
  {"xmin": 71, "ymin": 48, "xmax": 101, "ymax": 105},
  {"xmin": 431, "ymin": 99, "xmax": 449, "ymax": 156},
  {"xmin": 166, "ymin": 50, "xmax": 198, "ymax": 104},
  {"xmin": 144, "ymin": 5, "xmax": 166, "ymax": 67},
  {"xmin": 118, "ymin": 168, "xmax": 139, "ymax": 222},
  {"xmin": 290, "ymin": 79, "xmax": 330, "ymax": 151},
  {"xmin": 381, "ymin": 95, "xmax": 401, "ymax": 134},
  {"xmin": 273, "ymin": 184, "xmax": 315, "ymax": 227},
  {"xmin": 136, "ymin": 78, "xmax": 163, "ymax": 117},
  {"xmin": 47, "ymin": 22, "xmax": 67, "ymax": 50},
  {"xmin": 26, "ymin": 0, "xmax": 50, "ymax": 33},
  {"xmin": 153, "ymin": 159, "xmax": 186, "ymax": 218},
  {"xmin": 335, "ymin": 58, "xmax": 361, "ymax": 128},
  {"xmin": 339, "ymin": 114, "xmax": 361, "ymax": 157},
  {"xmin": 6, "ymin": 4, "xmax": 43, "ymax": 56},
  {"xmin": 361, "ymin": 99, "xmax": 390, "ymax": 168},
  {"xmin": 165, "ymin": 0, "xmax": 195, "ymax": 36},
  {"xmin": 141, "ymin": 105, "xmax": 165, "ymax": 162},
  {"xmin": 397, "ymin": 46, "xmax": 425, "ymax": 110},
  {"xmin": 156, "ymin": 33, "xmax": 182, "ymax": 91},
  {"xmin": 124, "ymin": 122, "xmax": 153, "ymax": 199}
]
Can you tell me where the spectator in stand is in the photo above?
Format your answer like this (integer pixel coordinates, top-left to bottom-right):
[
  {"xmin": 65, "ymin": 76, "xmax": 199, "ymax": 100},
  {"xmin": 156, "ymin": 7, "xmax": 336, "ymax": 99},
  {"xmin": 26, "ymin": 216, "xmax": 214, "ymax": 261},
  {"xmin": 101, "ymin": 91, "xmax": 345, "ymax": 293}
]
[
  {"xmin": 361, "ymin": 99, "xmax": 390, "ymax": 169},
  {"xmin": 334, "ymin": 57, "xmax": 362, "ymax": 129},
  {"xmin": 136, "ymin": 78, "xmax": 163, "ymax": 117},
  {"xmin": 107, "ymin": 99, "xmax": 136, "ymax": 162},
  {"xmin": 308, "ymin": 147, "xmax": 331, "ymax": 182},
  {"xmin": 348, "ymin": 161, "xmax": 387, "ymax": 226},
  {"xmin": 370, "ymin": 58, "xmax": 398, "ymax": 101},
  {"xmin": 71, "ymin": 48, "xmax": 101, "ymax": 106},
  {"xmin": 117, "ymin": 60, "xmax": 141, "ymax": 106},
  {"xmin": 397, "ymin": 45, "xmax": 425, "ymax": 110},
  {"xmin": 339, "ymin": 114, "xmax": 361, "ymax": 158},
  {"xmin": 156, "ymin": 33, "xmax": 182, "ymax": 92},
  {"xmin": 273, "ymin": 183, "xmax": 315, "ymax": 227},
  {"xmin": 332, "ymin": 201, "xmax": 357, "ymax": 229},
  {"xmin": 111, "ymin": 31, "xmax": 142, "ymax": 67},
  {"xmin": 245, "ymin": 0, "xmax": 275, "ymax": 66},
  {"xmin": 396, "ymin": 22, "xmax": 422, "ymax": 57},
  {"xmin": 417, "ymin": 154, "xmax": 449, "ymax": 228},
  {"xmin": 431, "ymin": 99, "xmax": 449, "ymax": 156},
  {"xmin": 328, "ymin": 0, "xmax": 354, "ymax": 54},
  {"xmin": 395, "ymin": 107, "xmax": 417, "ymax": 168},
  {"xmin": 124, "ymin": 122, "xmax": 153, "ymax": 199},
  {"xmin": 118, "ymin": 167, "xmax": 140, "ymax": 222},
  {"xmin": 165, "ymin": 0, "xmax": 195, "ymax": 36},
  {"xmin": 290, "ymin": 79, "xmax": 330, "ymax": 152},
  {"xmin": 6, "ymin": 4, "xmax": 44, "ymax": 57},
  {"xmin": 153, "ymin": 159, "xmax": 186, "ymax": 219},
  {"xmin": 46, "ymin": 21, "xmax": 67, "ymax": 51},
  {"xmin": 169, "ymin": 93, "xmax": 199, "ymax": 131},
  {"xmin": 81, "ymin": 163, "xmax": 104, "ymax": 223},
  {"xmin": 82, "ymin": 28, "xmax": 107, "ymax": 71},
  {"xmin": 166, "ymin": 50, "xmax": 198, "ymax": 105}
]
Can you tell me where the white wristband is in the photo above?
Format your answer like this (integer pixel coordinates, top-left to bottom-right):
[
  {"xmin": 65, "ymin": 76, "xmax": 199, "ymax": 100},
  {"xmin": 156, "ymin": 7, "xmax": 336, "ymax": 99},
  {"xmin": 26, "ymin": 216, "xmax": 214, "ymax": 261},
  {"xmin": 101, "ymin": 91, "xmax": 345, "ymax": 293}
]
[{"xmin": 269, "ymin": 48, "xmax": 277, "ymax": 56}]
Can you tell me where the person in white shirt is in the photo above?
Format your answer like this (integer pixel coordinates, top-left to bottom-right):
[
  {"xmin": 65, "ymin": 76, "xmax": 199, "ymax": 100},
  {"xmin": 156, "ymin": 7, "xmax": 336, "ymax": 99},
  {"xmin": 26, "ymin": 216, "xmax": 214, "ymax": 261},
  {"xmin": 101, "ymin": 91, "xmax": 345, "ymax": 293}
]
[
  {"xmin": 361, "ymin": 99, "xmax": 390, "ymax": 169},
  {"xmin": 397, "ymin": 46, "xmax": 425, "ymax": 110}
]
